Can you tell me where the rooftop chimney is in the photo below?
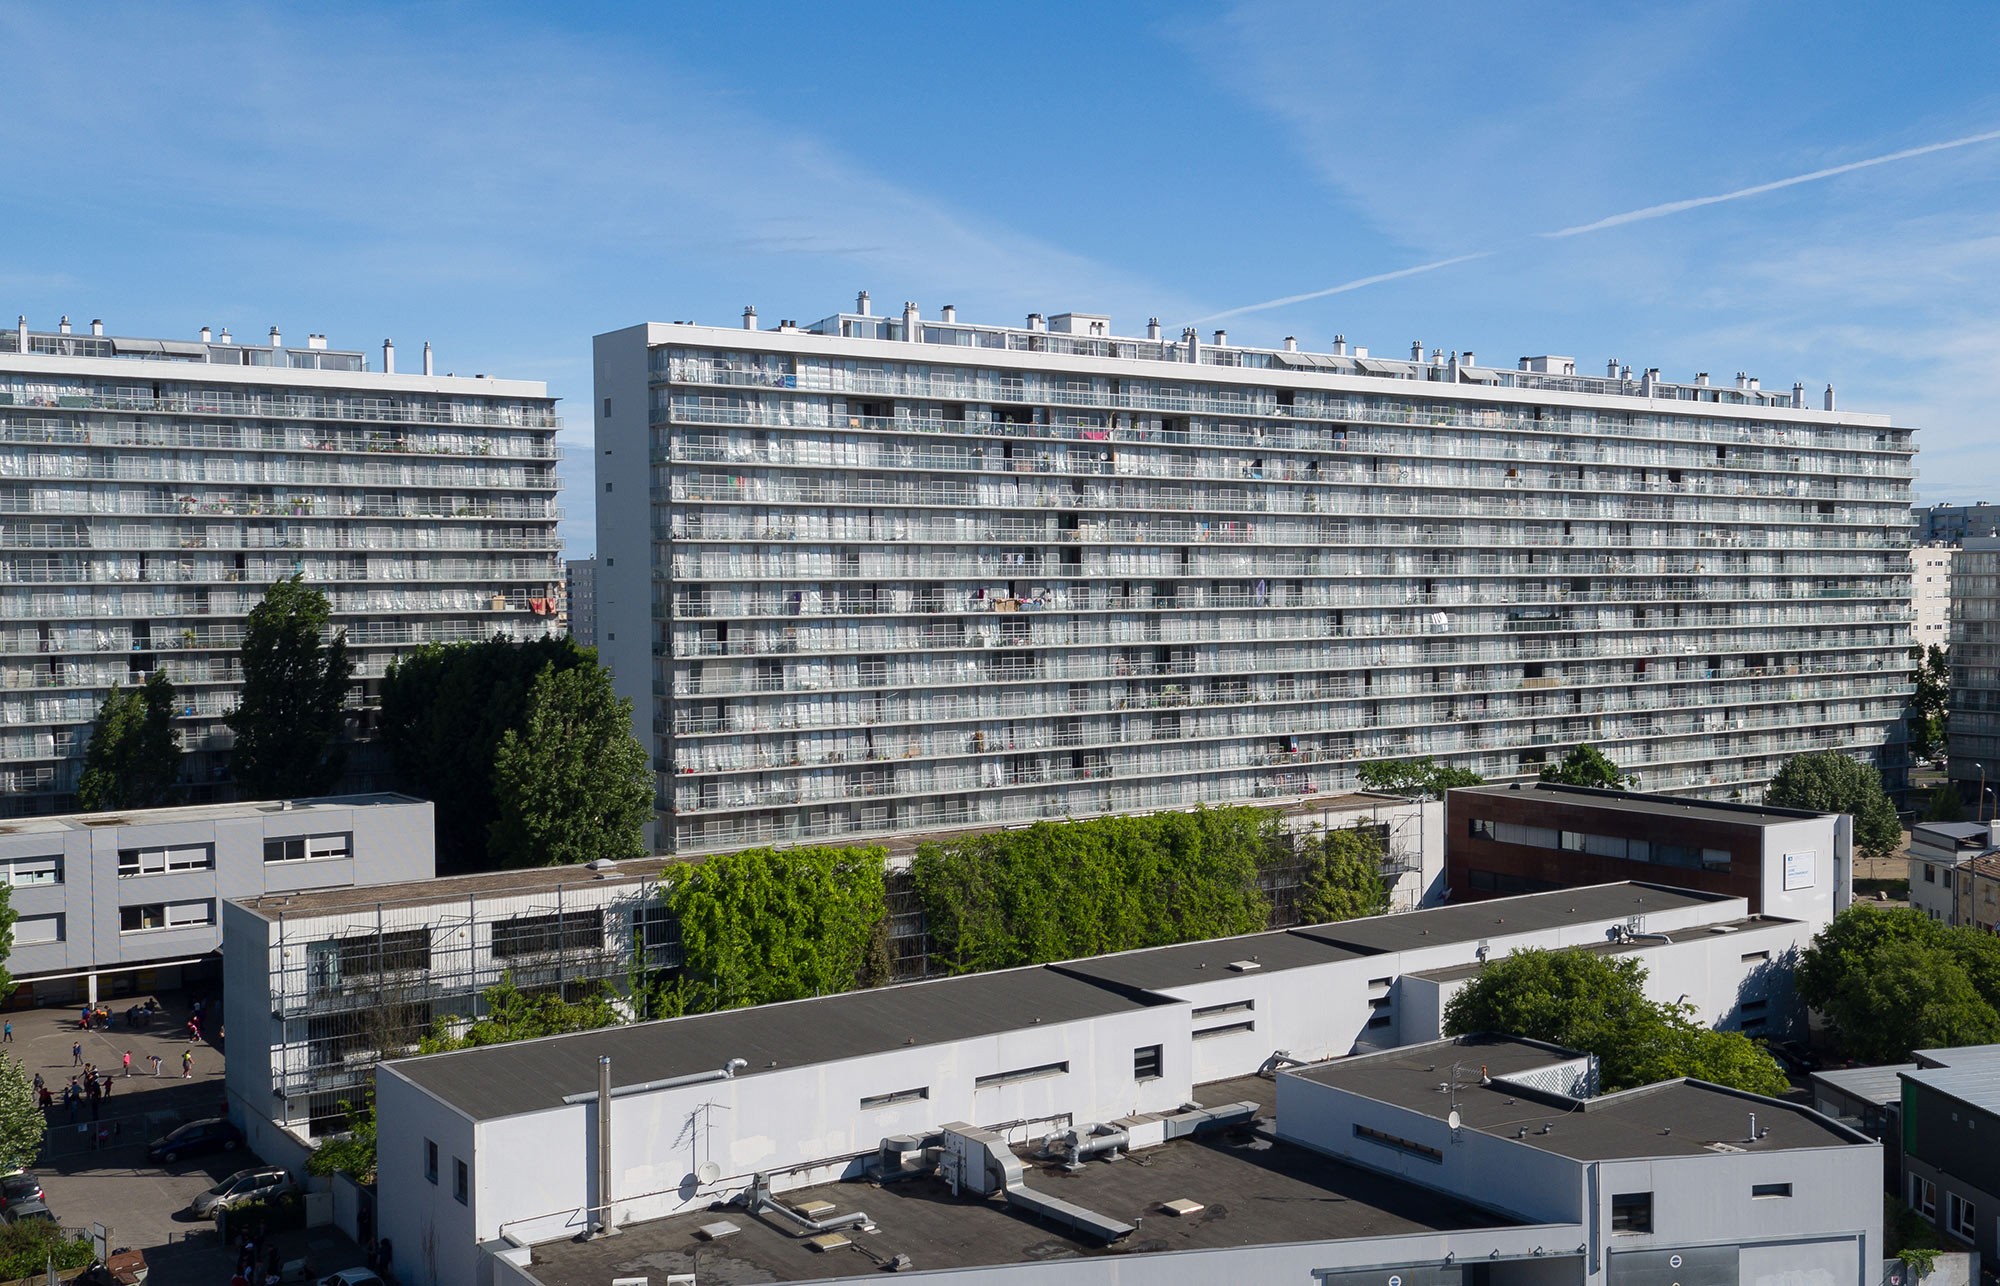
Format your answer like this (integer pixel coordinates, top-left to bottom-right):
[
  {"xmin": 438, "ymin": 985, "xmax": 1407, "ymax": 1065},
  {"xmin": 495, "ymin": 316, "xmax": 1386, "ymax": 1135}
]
[
  {"xmin": 382, "ymin": 339, "xmax": 396, "ymax": 374},
  {"xmin": 15, "ymin": 317, "xmax": 25, "ymax": 351},
  {"xmin": 1026, "ymin": 313, "xmax": 1045, "ymax": 331},
  {"xmin": 307, "ymin": 333, "xmax": 327, "ymax": 350},
  {"xmin": 1411, "ymin": 340, "xmax": 1424, "ymax": 361},
  {"xmin": 269, "ymin": 326, "xmax": 283, "ymax": 349},
  {"xmin": 941, "ymin": 304, "xmax": 957, "ymax": 323},
  {"xmin": 903, "ymin": 300, "xmax": 921, "ymax": 342},
  {"xmin": 1792, "ymin": 381, "xmax": 1805, "ymax": 409},
  {"xmin": 1213, "ymin": 329, "xmax": 1228, "ymax": 347},
  {"xmin": 58, "ymin": 316, "xmax": 71, "ymax": 335},
  {"xmin": 595, "ymin": 1055, "xmax": 617, "ymax": 1237},
  {"xmin": 742, "ymin": 305, "xmax": 758, "ymax": 331},
  {"xmin": 856, "ymin": 290, "xmax": 872, "ymax": 316},
  {"xmin": 1182, "ymin": 327, "xmax": 1200, "ymax": 363},
  {"xmin": 219, "ymin": 328, "xmax": 232, "ymax": 344},
  {"xmin": 1146, "ymin": 318, "xmax": 1162, "ymax": 341},
  {"xmin": 1735, "ymin": 371, "xmax": 1749, "ymax": 390},
  {"xmin": 1462, "ymin": 350, "xmax": 1475, "ymax": 367},
  {"xmin": 1283, "ymin": 336, "xmax": 1298, "ymax": 352},
  {"xmin": 200, "ymin": 326, "xmax": 212, "ymax": 343},
  {"xmin": 1331, "ymin": 335, "xmax": 1347, "ymax": 357},
  {"xmin": 1695, "ymin": 372, "xmax": 1709, "ymax": 387},
  {"xmin": 90, "ymin": 319, "xmax": 103, "ymax": 337},
  {"xmin": 1607, "ymin": 358, "xmax": 1619, "ymax": 378},
  {"xmin": 1823, "ymin": 384, "xmax": 1836, "ymax": 412},
  {"xmin": 423, "ymin": 341, "xmax": 434, "ymax": 377}
]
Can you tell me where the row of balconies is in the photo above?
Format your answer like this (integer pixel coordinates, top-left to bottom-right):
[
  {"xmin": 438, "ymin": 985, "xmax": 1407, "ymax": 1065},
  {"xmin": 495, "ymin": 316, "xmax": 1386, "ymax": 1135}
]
[
  {"xmin": 659, "ymin": 367, "xmax": 1914, "ymax": 461},
  {"xmin": 0, "ymin": 495, "xmax": 561, "ymax": 522},
  {"xmin": 0, "ymin": 417, "xmax": 557, "ymax": 461},
  {"xmin": 0, "ymin": 614, "xmax": 558, "ymax": 661},
  {"xmin": 0, "ymin": 387, "xmax": 557, "ymax": 431},
  {"xmin": 0, "ymin": 528, "xmax": 559, "ymax": 553},
  {"xmin": 0, "ymin": 556, "xmax": 557, "ymax": 586},
  {"xmin": 0, "ymin": 456, "xmax": 560, "ymax": 491}
]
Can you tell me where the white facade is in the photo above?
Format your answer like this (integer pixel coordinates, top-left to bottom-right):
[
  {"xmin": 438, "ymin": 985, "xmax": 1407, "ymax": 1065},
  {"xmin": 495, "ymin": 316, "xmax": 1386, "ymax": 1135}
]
[
  {"xmin": 221, "ymin": 855, "xmax": 673, "ymax": 1161},
  {"xmin": 1914, "ymin": 542, "xmax": 1955, "ymax": 647},
  {"xmin": 369, "ymin": 880, "xmax": 1828, "ymax": 1286},
  {"xmin": 0, "ymin": 792, "xmax": 431, "ymax": 1006},
  {"xmin": 596, "ymin": 307, "xmax": 1916, "ymax": 854},
  {"xmin": 0, "ymin": 319, "xmax": 562, "ymax": 813}
]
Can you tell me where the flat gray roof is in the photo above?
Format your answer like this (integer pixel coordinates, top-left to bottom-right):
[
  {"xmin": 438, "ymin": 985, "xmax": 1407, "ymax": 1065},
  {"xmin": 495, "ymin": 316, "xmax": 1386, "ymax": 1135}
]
[
  {"xmin": 231, "ymin": 853, "xmax": 682, "ymax": 921},
  {"xmin": 1407, "ymin": 915, "xmax": 1797, "ymax": 984},
  {"xmin": 1902, "ymin": 1052, "xmax": 2000, "ymax": 1111},
  {"xmin": 1295, "ymin": 1036, "xmax": 1865, "ymax": 1160},
  {"xmin": 1450, "ymin": 782, "xmax": 1830, "ymax": 827},
  {"xmin": 0, "ymin": 792, "xmax": 425, "ymax": 837},
  {"xmin": 1811, "ymin": 1064, "xmax": 1914, "ymax": 1107},
  {"xmin": 1051, "ymin": 927, "xmax": 1367, "ymax": 991},
  {"xmin": 1296, "ymin": 883, "xmax": 1726, "ymax": 955},
  {"xmin": 521, "ymin": 1074, "xmax": 1516, "ymax": 1285},
  {"xmin": 386, "ymin": 966, "xmax": 1169, "ymax": 1123}
]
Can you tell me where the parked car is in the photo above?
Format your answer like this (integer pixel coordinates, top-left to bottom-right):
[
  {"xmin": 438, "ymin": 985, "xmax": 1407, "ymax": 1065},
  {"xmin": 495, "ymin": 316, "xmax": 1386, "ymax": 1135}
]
[
  {"xmin": 147, "ymin": 1117, "xmax": 242, "ymax": 1164},
  {"xmin": 190, "ymin": 1166, "xmax": 295, "ymax": 1218},
  {"xmin": 318, "ymin": 1271, "xmax": 384, "ymax": 1286},
  {"xmin": 3, "ymin": 1199, "xmax": 55, "ymax": 1225},
  {"xmin": 0, "ymin": 1171, "xmax": 42, "ymax": 1211}
]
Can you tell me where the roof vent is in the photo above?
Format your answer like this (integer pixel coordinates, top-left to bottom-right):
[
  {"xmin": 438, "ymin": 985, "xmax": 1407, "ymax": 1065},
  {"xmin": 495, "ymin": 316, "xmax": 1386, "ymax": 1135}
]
[
  {"xmin": 90, "ymin": 319, "xmax": 104, "ymax": 337},
  {"xmin": 1226, "ymin": 959, "xmax": 1261, "ymax": 973},
  {"xmin": 1160, "ymin": 1199, "xmax": 1205, "ymax": 1218},
  {"xmin": 587, "ymin": 857, "xmax": 618, "ymax": 871}
]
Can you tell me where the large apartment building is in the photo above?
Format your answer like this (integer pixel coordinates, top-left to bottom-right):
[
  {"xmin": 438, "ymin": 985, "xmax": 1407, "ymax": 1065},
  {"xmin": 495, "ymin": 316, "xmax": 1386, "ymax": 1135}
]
[
  {"xmin": 597, "ymin": 300, "xmax": 1916, "ymax": 854},
  {"xmin": 0, "ymin": 317, "xmax": 563, "ymax": 813}
]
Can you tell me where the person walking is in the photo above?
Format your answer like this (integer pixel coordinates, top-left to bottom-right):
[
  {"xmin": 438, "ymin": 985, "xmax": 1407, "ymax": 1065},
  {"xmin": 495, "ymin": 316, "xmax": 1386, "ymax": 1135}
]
[
  {"xmin": 31, "ymin": 1072, "xmax": 42, "ymax": 1095},
  {"xmin": 70, "ymin": 1040, "xmax": 81, "ymax": 1067},
  {"xmin": 4, "ymin": 1019, "xmax": 13, "ymax": 1043},
  {"xmin": 121, "ymin": 1051, "xmax": 131, "ymax": 1077},
  {"xmin": 181, "ymin": 1048, "xmax": 193, "ymax": 1079},
  {"xmin": 99, "ymin": 1073, "xmax": 110, "ymax": 1099}
]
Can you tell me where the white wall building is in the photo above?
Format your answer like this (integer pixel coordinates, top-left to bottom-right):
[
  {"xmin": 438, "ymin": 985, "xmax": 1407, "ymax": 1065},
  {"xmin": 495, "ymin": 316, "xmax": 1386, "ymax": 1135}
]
[
  {"xmin": 222, "ymin": 854, "xmax": 675, "ymax": 1164},
  {"xmin": 0, "ymin": 792, "xmax": 431, "ymax": 1007},
  {"xmin": 0, "ymin": 317, "xmax": 562, "ymax": 814},
  {"xmin": 1914, "ymin": 541, "xmax": 1955, "ymax": 649},
  {"xmin": 370, "ymin": 880, "xmax": 1827, "ymax": 1286},
  {"xmin": 596, "ymin": 304, "xmax": 1916, "ymax": 854}
]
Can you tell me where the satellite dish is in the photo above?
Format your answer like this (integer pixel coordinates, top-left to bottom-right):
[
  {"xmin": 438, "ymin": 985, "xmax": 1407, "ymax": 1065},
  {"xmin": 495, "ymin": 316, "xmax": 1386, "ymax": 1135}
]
[
  {"xmin": 1446, "ymin": 1109, "xmax": 1462, "ymax": 1132},
  {"xmin": 697, "ymin": 1160, "xmax": 721, "ymax": 1185}
]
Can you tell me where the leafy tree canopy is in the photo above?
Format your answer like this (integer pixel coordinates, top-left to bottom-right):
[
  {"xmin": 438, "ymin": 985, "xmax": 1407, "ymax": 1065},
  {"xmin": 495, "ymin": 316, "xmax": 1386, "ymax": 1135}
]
[
  {"xmin": 227, "ymin": 576, "xmax": 353, "ymax": 799},
  {"xmin": 488, "ymin": 661, "xmax": 653, "ymax": 868},
  {"xmin": 0, "ymin": 1053, "xmax": 43, "ymax": 1174},
  {"xmin": 304, "ymin": 1090, "xmax": 377, "ymax": 1184},
  {"xmin": 1539, "ymin": 743, "xmax": 1634, "ymax": 790},
  {"xmin": 1297, "ymin": 825, "xmax": 1389, "ymax": 924},
  {"xmin": 0, "ymin": 885, "xmax": 17, "ymax": 1003},
  {"xmin": 1764, "ymin": 751, "xmax": 1903, "ymax": 862},
  {"xmin": 380, "ymin": 635, "xmax": 597, "ymax": 874},
  {"xmin": 77, "ymin": 670, "xmax": 182, "ymax": 811},
  {"xmin": 0, "ymin": 1218, "xmax": 92, "ymax": 1281},
  {"xmin": 1357, "ymin": 756, "xmax": 1485, "ymax": 800},
  {"xmin": 1922, "ymin": 782, "xmax": 1967, "ymax": 823},
  {"xmin": 1442, "ymin": 947, "xmax": 1788, "ymax": 1094},
  {"xmin": 1797, "ymin": 904, "xmax": 2000, "ymax": 1061},
  {"xmin": 420, "ymin": 978, "xmax": 621, "ymax": 1053},
  {"xmin": 1910, "ymin": 644, "xmax": 1949, "ymax": 764},
  {"xmin": 662, "ymin": 845, "xmax": 889, "ymax": 1012}
]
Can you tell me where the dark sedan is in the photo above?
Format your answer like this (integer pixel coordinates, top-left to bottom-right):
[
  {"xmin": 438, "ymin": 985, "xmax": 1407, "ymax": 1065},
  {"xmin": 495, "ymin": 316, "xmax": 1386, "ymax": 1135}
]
[{"xmin": 148, "ymin": 1117, "xmax": 243, "ymax": 1165}]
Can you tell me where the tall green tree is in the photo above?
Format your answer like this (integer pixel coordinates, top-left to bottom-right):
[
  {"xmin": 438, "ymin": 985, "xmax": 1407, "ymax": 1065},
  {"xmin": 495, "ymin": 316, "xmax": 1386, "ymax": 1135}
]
[
  {"xmin": 1764, "ymin": 751, "xmax": 1903, "ymax": 862},
  {"xmin": 1539, "ymin": 743, "xmax": 1634, "ymax": 789},
  {"xmin": 0, "ymin": 1053, "xmax": 44, "ymax": 1173},
  {"xmin": 1922, "ymin": 782, "xmax": 1967, "ymax": 823},
  {"xmin": 663, "ymin": 845, "xmax": 889, "ymax": 1011},
  {"xmin": 0, "ymin": 885, "xmax": 17, "ymax": 1003},
  {"xmin": 1910, "ymin": 644, "xmax": 1949, "ymax": 764},
  {"xmin": 304, "ymin": 1090, "xmax": 377, "ymax": 1184},
  {"xmin": 76, "ymin": 671, "xmax": 182, "ymax": 811},
  {"xmin": 227, "ymin": 576, "xmax": 353, "ymax": 798},
  {"xmin": 1297, "ymin": 825, "xmax": 1389, "ymax": 923},
  {"xmin": 1797, "ymin": 904, "xmax": 2000, "ymax": 1061},
  {"xmin": 488, "ymin": 662, "xmax": 652, "ymax": 867},
  {"xmin": 1357, "ymin": 756, "xmax": 1485, "ymax": 800},
  {"xmin": 380, "ymin": 636, "xmax": 596, "ymax": 873},
  {"xmin": 1442, "ymin": 947, "xmax": 1788, "ymax": 1095}
]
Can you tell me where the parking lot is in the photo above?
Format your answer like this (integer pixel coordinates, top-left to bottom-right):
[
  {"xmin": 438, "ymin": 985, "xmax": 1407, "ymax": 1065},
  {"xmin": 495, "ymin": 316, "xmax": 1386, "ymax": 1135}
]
[{"xmin": 10, "ymin": 994, "xmax": 369, "ymax": 1281}]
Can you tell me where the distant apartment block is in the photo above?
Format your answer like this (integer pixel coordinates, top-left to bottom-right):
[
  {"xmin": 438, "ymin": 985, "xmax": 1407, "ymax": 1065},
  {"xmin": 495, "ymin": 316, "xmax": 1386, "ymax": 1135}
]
[
  {"xmin": 597, "ymin": 300, "xmax": 1916, "ymax": 853},
  {"xmin": 0, "ymin": 317, "xmax": 563, "ymax": 814},
  {"xmin": 1918, "ymin": 500, "xmax": 2000, "ymax": 544},
  {"xmin": 2, "ymin": 793, "xmax": 431, "ymax": 1007},
  {"xmin": 1949, "ymin": 536, "xmax": 2000, "ymax": 804},
  {"xmin": 564, "ymin": 556, "xmax": 597, "ymax": 647},
  {"xmin": 1913, "ymin": 541, "xmax": 1954, "ymax": 646}
]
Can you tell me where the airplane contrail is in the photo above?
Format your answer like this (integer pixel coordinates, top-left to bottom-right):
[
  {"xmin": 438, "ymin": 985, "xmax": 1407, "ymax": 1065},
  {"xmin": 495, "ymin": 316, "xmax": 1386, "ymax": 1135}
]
[
  {"xmin": 1189, "ymin": 125, "xmax": 2000, "ymax": 324},
  {"xmin": 1545, "ymin": 125, "xmax": 2000, "ymax": 237},
  {"xmin": 1187, "ymin": 253, "xmax": 1490, "ymax": 326}
]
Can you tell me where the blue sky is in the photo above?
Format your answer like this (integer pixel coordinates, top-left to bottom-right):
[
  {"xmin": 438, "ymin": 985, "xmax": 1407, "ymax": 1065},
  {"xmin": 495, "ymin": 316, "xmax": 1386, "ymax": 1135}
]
[{"xmin": 4, "ymin": 2, "xmax": 1998, "ymax": 556}]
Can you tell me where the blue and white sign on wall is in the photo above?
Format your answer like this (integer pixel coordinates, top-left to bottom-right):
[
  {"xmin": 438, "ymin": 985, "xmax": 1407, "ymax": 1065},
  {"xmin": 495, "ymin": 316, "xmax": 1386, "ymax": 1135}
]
[{"xmin": 1783, "ymin": 850, "xmax": 1816, "ymax": 891}]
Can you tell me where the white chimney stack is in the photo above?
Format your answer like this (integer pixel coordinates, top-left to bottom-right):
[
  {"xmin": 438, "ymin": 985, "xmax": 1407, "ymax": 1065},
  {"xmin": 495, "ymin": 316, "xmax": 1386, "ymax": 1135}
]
[
  {"xmin": 90, "ymin": 319, "xmax": 103, "ymax": 337},
  {"xmin": 1146, "ymin": 318, "xmax": 1162, "ymax": 340},
  {"xmin": 200, "ymin": 326, "xmax": 212, "ymax": 343},
  {"xmin": 1411, "ymin": 340, "xmax": 1423, "ymax": 361},
  {"xmin": 1026, "ymin": 313, "xmax": 1045, "ymax": 331},
  {"xmin": 423, "ymin": 341, "xmax": 434, "ymax": 376},
  {"xmin": 219, "ymin": 328, "xmax": 232, "ymax": 344},
  {"xmin": 940, "ymin": 304, "xmax": 957, "ymax": 323},
  {"xmin": 1462, "ymin": 350, "xmax": 1475, "ymax": 367},
  {"xmin": 903, "ymin": 300, "xmax": 920, "ymax": 341},
  {"xmin": 1182, "ymin": 327, "xmax": 1200, "ymax": 363},
  {"xmin": 856, "ymin": 290, "xmax": 872, "ymax": 316},
  {"xmin": 1792, "ymin": 381, "xmax": 1805, "ymax": 409},
  {"xmin": 383, "ymin": 339, "xmax": 396, "ymax": 374},
  {"xmin": 742, "ymin": 305, "xmax": 758, "ymax": 331},
  {"xmin": 269, "ymin": 326, "xmax": 282, "ymax": 349},
  {"xmin": 58, "ymin": 316, "xmax": 71, "ymax": 335},
  {"xmin": 1823, "ymin": 384, "xmax": 1836, "ymax": 412},
  {"xmin": 1213, "ymin": 329, "xmax": 1228, "ymax": 347},
  {"xmin": 15, "ymin": 316, "xmax": 25, "ymax": 351},
  {"xmin": 1695, "ymin": 372, "xmax": 1709, "ymax": 387},
  {"xmin": 1283, "ymin": 336, "xmax": 1298, "ymax": 352},
  {"xmin": 1607, "ymin": 358, "xmax": 1620, "ymax": 378},
  {"xmin": 1332, "ymin": 335, "xmax": 1347, "ymax": 357}
]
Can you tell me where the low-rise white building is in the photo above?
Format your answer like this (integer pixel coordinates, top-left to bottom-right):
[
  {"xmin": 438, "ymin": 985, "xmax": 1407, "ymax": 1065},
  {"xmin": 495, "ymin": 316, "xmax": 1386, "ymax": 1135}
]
[
  {"xmin": 369, "ymin": 880, "xmax": 1826, "ymax": 1286},
  {"xmin": 0, "ymin": 793, "xmax": 431, "ymax": 1007}
]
